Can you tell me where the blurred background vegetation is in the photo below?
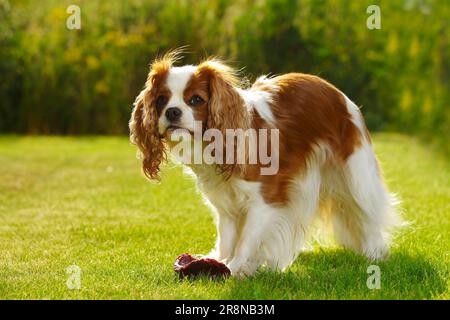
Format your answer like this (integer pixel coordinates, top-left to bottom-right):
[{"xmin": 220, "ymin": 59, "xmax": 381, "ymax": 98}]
[{"xmin": 0, "ymin": 0, "xmax": 448, "ymax": 151}]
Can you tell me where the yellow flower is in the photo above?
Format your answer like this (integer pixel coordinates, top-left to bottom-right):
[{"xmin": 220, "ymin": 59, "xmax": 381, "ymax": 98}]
[
  {"xmin": 47, "ymin": 7, "xmax": 66, "ymax": 24},
  {"xmin": 64, "ymin": 47, "xmax": 81, "ymax": 63},
  {"xmin": 142, "ymin": 25, "xmax": 156, "ymax": 35},
  {"xmin": 127, "ymin": 34, "xmax": 144, "ymax": 45},
  {"xmin": 387, "ymin": 33, "xmax": 398, "ymax": 54},
  {"xmin": 105, "ymin": 31, "xmax": 126, "ymax": 47},
  {"xmin": 422, "ymin": 96, "xmax": 432, "ymax": 114},
  {"xmin": 409, "ymin": 37, "xmax": 420, "ymax": 58},
  {"xmin": 86, "ymin": 56, "xmax": 100, "ymax": 70},
  {"xmin": 94, "ymin": 81, "xmax": 110, "ymax": 94},
  {"xmin": 400, "ymin": 90, "xmax": 412, "ymax": 112}
]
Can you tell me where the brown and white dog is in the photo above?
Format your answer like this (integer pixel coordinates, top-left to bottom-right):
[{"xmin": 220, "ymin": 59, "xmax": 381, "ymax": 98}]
[{"xmin": 129, "ymin": 51, "xmax": 401, "ymax": 277}]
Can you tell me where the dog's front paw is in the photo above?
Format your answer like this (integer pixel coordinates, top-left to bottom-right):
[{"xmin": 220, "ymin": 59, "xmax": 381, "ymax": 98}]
[
  {"xmin": 203, "ymin": 250, "xmax": 232, "ymax": 264},
  {"xmin": 228, "ymin": 258, "xmax": 258, "ymax": 278}
]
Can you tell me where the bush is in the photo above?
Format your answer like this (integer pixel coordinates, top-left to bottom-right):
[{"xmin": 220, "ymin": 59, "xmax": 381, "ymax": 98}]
[{"xmin": 0, "ymin": 0, "xmax": 448, "ymax": 150}]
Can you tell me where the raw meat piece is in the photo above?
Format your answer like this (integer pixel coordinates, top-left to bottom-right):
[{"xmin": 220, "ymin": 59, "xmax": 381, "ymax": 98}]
[{"xmin": 174, "ymin": 253, "xmax": 231, "ymax": 278}]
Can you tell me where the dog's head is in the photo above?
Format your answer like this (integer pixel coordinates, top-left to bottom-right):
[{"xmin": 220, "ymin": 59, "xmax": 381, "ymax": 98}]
[{"xmin": 129, "ymin": 51, "xmax": 248, "ymax": 180}]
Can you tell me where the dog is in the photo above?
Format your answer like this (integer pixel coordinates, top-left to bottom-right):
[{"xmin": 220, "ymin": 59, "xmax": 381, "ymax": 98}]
[{"xmin": 129, "ymin": 51, "xmax": 401, "ymax": 277}]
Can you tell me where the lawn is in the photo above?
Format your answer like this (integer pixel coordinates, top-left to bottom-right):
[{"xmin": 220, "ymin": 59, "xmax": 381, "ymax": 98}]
[{"xmin": 0, "ymin": 134, "xmax": 448, "ymax": 299}]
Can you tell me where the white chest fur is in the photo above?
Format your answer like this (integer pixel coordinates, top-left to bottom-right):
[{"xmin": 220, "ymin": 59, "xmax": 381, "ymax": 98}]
[{"xmin": 186, "ymin": 164, "xmax": 261, "ymax": 218}]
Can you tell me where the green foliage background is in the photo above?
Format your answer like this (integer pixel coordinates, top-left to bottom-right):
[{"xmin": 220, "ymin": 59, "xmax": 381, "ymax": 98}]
[{"xmin": 0, "ymin": 0, "xmax": 448, "ymax": 146}]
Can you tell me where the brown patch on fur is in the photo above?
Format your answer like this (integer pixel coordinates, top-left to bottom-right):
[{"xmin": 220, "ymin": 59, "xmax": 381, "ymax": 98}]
[
  {"xmin": 244, "ymin": 73, "xmax": 361, "ymax": 204},
  {"xmin": 182, "ymin": 70, "xmax": 211, "ymax": 131},
  {"xmin": 129, "ymin": 51, "xmax": 180, "ymax": 180}
]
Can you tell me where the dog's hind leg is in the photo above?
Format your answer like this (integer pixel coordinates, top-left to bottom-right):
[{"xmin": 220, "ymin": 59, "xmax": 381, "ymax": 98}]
[{"xmin": 334, "ymin": 142, "xmax": 401, "ymax": 260}]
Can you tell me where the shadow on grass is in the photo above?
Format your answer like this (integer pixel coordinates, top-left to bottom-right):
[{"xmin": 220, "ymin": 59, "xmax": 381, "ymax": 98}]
[{"xmin": 218, "ymin": 249, "xmax": 447, "ymax": 299}]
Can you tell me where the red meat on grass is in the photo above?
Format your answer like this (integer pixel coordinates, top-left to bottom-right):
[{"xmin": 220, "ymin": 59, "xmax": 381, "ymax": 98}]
[{"xmin": 174, "ymin": 253, "xmax": 231, "ymax": 279}]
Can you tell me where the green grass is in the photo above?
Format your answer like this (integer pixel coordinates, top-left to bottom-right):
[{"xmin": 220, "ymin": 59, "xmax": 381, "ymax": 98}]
[{"xmin": 0, "ymin": 133, "xmax": 448, "ymax": 299}]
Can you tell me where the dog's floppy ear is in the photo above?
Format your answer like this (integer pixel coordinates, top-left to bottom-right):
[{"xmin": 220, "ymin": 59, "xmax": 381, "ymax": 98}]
[
  {"xmin": 129, "ymin": 51, "xmax": 180, "ymax": 180},
  {"xmin": 129, "ymin": 74, "xmax": 166, "ymax": 181},
  {"xmin": 197, "ymin": 59, "xmax": 250, "ymax": 176},
  {"xmin": 198, "ymin": 59, "xmax": 248, "ymax": 132}
]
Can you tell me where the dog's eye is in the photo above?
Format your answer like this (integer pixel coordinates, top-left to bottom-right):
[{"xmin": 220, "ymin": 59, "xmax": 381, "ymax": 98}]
[
  {"xmin": 155, "ymin": 95, "xmax": 167, "ymax": 110},
  {"xmin": 188, "ymin": 95, "xmax": 204, "ymax": 106}
]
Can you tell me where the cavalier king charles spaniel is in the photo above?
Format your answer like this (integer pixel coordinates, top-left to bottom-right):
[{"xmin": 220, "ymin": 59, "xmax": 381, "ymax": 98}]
[{"xmin": 129, "ymin": 51, "xmax": 401, "ymax": 277}]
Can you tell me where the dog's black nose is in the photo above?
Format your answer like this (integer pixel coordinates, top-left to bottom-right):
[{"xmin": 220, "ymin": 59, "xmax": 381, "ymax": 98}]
[{"xmin": 165, "ymin": 107, "xmax": 182, "ymax": 122}]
